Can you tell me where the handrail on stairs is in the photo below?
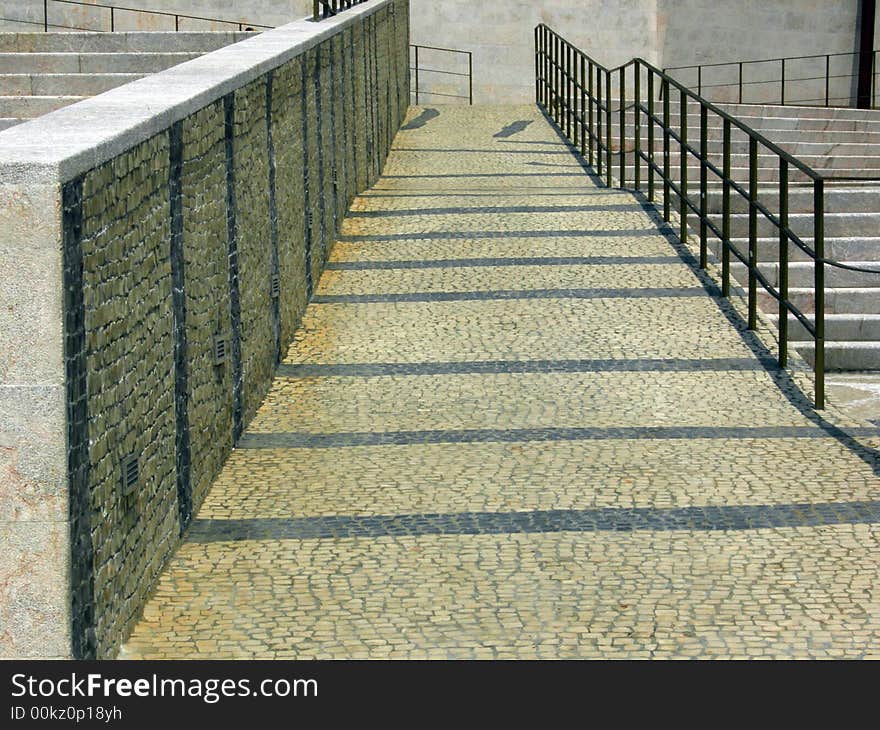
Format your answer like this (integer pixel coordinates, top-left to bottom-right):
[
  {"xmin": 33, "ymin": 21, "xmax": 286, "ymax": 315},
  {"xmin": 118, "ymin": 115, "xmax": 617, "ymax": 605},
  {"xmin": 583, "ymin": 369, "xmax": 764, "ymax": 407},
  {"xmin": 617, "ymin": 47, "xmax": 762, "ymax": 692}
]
[
  {"xmin": 662, "ymin": 50, "xmax": 878, "ymax": 109},
  {"xmin": 38, "ymin": 0, "xmax": 272, "ymax": 32},
  {"xmin": 535, "ymin": 23, "xmax": 880, "ymax": 410}
]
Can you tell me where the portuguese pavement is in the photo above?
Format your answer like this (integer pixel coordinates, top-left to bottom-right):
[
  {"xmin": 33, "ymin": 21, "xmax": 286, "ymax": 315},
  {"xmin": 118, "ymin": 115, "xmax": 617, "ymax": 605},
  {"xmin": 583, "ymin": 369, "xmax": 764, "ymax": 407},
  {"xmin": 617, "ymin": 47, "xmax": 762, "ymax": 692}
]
[{"xmin": 122, "ymin": 106, "xmax": 880, "ymax": 659}]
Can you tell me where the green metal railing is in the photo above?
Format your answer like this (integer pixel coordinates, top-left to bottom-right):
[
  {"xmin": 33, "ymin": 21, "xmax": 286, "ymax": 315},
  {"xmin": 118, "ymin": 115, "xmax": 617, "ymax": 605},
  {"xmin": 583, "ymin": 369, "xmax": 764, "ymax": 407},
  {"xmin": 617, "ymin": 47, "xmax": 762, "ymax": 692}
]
[
  {"xmin": 37, "ymin": 0, "xmax": 271, "ymax": 32},
  {"xmin": 535, "ymin": 24, "xmax": 880, "ymax": 410},
  {"xmin": 411, "ymin": 44, "xmax": 473, "ymax": 105},
  {"xmin": 313, "ymin": 0, "xmax": 371, "ymax": 21},
  {"xmin": 663, "ymin": 50, "xmax": 878, "ymax": 108}
]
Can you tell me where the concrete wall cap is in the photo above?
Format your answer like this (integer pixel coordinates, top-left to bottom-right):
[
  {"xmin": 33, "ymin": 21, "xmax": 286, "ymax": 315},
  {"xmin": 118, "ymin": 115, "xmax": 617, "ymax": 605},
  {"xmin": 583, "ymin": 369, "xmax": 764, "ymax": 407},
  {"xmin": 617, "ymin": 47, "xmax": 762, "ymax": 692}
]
[{"xmin": 0, "ymin": 0, "xmax": 393, "ymax": 183}]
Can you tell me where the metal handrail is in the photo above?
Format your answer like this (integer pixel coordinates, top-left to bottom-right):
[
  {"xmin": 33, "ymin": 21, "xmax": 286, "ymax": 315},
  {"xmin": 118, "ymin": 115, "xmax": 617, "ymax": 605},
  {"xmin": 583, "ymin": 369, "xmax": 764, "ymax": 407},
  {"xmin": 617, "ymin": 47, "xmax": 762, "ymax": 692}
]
[
  {"xmin": 312, "ymin": 0, "xmax": 371, "ymax": 22},
  {"xmin": 40, "ymin": 0, "xmax": 272, "ymax": 32},
  {"xmin": 662, "ymin": 49, "xmax": 878, "ymax": 108},
  {"xmin": 411, "ymin": 44, "xmax": 473, "ymax": 105},
  {"xmin": 535, "ymin": 23, "xmax": 880, "ymax": 410}
]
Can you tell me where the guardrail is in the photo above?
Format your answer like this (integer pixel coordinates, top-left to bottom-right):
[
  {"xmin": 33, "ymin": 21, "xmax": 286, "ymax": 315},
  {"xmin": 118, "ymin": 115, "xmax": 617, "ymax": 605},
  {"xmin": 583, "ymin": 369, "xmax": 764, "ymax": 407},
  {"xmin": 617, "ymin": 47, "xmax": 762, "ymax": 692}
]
[
  {"xmin": 411, "ymin": 44, "xmax": 473, "ymax": 105},
  {"xmin": 663, "ymin": 50, "xmax": 878, "ymax": 108},
  {"xmin": 37, "ymin": 0, "xmax": 271, "ymax": 32},
  {"xmin": 313, "ymin": 0, "xmax": 372, "ymax": 22},
  {"xmin": 535, "ymin": 23, "xmax": 880, "ymax": 410}
]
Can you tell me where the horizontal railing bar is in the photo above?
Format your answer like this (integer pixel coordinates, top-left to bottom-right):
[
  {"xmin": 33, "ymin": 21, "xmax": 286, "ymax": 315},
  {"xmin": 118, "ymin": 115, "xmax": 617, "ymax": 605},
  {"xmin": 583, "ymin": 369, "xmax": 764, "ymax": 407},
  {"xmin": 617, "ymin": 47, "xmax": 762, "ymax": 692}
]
[
  {"xmin": 409, "ymin": 90, "xmax": 470, "ymax": 99},
  {"xmin": 48, "ymin": 0, "xmax": 272, "ymax": 27},
  {"xmin": 408, "ymin": 67, "xmax": 470, "ymax": 77},
  {"xmin": 411, "ymin": 44, "xmax": 472, "ymax": 56},
  {"xmin": 665, "ymin": 49, "xmax": 868, "ymax": 72}
]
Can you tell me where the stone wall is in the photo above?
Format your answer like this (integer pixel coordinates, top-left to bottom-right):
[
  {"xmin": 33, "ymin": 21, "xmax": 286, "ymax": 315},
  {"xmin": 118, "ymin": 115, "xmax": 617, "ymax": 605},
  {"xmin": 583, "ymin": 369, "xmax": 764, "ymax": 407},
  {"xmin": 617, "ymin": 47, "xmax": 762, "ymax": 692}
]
[
  {"xmin": 0, "ymin": 0, "xmax": 409, "ymax": 659},
  {"xmin": 408, "ymin": 0, "xmax": 870, "ymax": 105},
  {"xmin": 0, "ymin": 0, "xmax": 311, "ymax": 31}
]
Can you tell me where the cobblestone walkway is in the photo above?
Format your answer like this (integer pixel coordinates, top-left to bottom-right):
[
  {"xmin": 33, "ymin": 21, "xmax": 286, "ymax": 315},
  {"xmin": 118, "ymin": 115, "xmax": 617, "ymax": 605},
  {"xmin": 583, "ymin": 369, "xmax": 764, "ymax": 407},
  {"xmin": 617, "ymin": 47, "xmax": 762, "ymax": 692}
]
[{"xmin": 122, "ymin": 106, "xmax": 880, "ymax": 659}]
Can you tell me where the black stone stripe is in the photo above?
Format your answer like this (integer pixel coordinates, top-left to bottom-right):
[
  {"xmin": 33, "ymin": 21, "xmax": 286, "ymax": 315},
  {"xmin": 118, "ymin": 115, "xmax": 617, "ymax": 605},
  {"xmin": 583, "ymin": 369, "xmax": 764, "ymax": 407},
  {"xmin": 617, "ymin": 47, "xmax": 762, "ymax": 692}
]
[
  {"xmin": 223, "ymin": 93, "xmax": 244, "ymax": 443},
  {"xmin": 187, "ymin": 499, "xmax": 880, "ymax": 542},
  {"xmin": 236, "ymin": 425, "xmax": 878, "ymax": 450},
  {"xmin": 169, "ymin": 121, "xmax": 192, "ymax": 530},
  {"xmin": 325, "ymin": 256, "xmax": 683, "ymax": 270},
  {"xmin": 336, "ymin": 228, "xmax": 673, "ymax": 242},
  {"xmin": 348, "ymin": 203, "xmax": 639, "ymax": 216},
  {"xmin": 276, "ymin": 357, "xmax": 779, "ymax": 378},
  {"xmin": 314, "ymin": 43, "xmax": 328, "ymax": 265},
  {"xmin": 300, "ymin": 58, "xmax": 313, "ymax": 298},
  {"xmin": 62, "ymin": 176, "xmax": 96, "ymax": 661},
  {"xmin": 266, "ymin": 71, "xmax": 281, "ymax": 365},
  {"xmin": 311, "ymin": 287, "xmax": 714, "ymax": 304}
]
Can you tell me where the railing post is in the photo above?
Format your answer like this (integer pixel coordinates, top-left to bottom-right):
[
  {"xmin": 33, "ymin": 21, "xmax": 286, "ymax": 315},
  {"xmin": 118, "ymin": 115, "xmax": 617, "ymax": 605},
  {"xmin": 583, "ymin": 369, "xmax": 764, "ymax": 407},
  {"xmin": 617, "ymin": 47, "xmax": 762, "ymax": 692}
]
[
  {"xmin": 662, "ymin": 78, "xmax": 670, "ymax": 221},
  {"xmin": 814, "ymin": 178, "xmax": 825, "ymax": 409},
  {"xmin": 110, "ymin": 7, "xmax": 115, "ymax": 32},
  {"xmin": 634, "ymin": 64, "xmax": 641, "ymax": 191},
  {"xmin": 825, "ymin": 55, "xmax": 830, "ymax": 107},
  {"xmin": 468, "ymin": 52, "xmax": 473, "ymax": 106},
  {"xmin": 44, "ymin": 0, "xmax": 48, "ymax": 31},
  {"xmin": 739, "ymin": 62, "xmax": 743, "ymax": 103},
  {"xmin": 566, "ymin": 42, "xmax": 573, "ymax": 140},
  {"xmin": 589, "ymin": 61, "xmax": 595, "ymax": 166},
  {"xmin": 175, "ymin": 14, "xmax": 179, "ymax": 31},
  {"xmin": 605, "ymin": 70, "xmax": 612, "ymax": 187},
  {"xmin": 699, "ymin": 103, "xmax": 708, "ymax": 268},
  {"xmin": 648, "ymin": 71, "xmax": 654, "ymax": 201},
  {"xmin": 595, "ymin": 65, "xmax": 602, "ymax": 176},
  {"xmin": 722, "ymin": 119, "xmax": 731, "ymax": 297},
  {"xmin": 698, "ymin": 65, "xmax": 702, "ymax": 98},
  {"xmin": 779, "ymin": 159, "xmax": 789, "ymax": 367},
  {"xmin": 414, "ymin": 45, "xmax": 420, "ymax": 105},
  {"xmin": 748, "ymin": 136, "xmax": 758, "ymax": 331},
  {"xmin": 781, "ymin": 58, "xmax": 786, "ymax": 105},
  {"xmin": 314, "ymin": 0, "xmax": 319, "ymax": 21},
  {"xmin": 679, "ymin": 88, "xmax": 688, "ymax": 243},
  {"xmin": 571, "ymin": 50, "xmax": 581, "ymax": 148},
  {"xmin": 580, "ymin": 54, "xmax": 587, "ymax": 158},
  {"xmin": 619, "ymin": 65, "xmax": 626, "ymax": 187},
  {"xmin": 535, "ymin": 28, "xmax": 540, "ymax": 105}
]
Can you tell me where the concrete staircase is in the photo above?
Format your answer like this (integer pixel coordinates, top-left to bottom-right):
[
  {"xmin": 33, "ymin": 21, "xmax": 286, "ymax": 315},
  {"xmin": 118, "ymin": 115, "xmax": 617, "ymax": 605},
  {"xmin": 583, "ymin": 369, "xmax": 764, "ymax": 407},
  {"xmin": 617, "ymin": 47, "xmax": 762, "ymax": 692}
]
[
  {"xmin": 600, "ymin": 102, "xmax": 880, "ymax": 371},
  {"xmin": 0, "ymin": 31, "xmax": 255, "ymax": 130}
]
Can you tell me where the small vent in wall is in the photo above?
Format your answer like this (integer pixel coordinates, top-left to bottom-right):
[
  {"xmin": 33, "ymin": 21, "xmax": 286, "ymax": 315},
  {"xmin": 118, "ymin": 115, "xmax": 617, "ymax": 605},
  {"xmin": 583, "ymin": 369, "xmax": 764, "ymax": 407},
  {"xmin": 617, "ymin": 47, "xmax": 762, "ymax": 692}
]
[
  {"xmin": 271, "ymin": 273, "xmax": 280, "ymax": 299},
  {"xmin": 120, "ymin": 453, "xmax": 139, "ymax": 496},
  {"xmin": 213, "ymin": 335, "xmax": 227, "ymax": 366}
]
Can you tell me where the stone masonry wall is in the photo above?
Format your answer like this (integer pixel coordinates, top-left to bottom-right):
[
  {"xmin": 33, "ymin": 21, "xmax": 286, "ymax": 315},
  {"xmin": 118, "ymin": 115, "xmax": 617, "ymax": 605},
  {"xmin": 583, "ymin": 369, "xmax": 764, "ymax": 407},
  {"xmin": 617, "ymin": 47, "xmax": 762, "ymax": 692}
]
[{"xmin": 0, "ymin": 0, "xmax": 409, "ymax": 660}]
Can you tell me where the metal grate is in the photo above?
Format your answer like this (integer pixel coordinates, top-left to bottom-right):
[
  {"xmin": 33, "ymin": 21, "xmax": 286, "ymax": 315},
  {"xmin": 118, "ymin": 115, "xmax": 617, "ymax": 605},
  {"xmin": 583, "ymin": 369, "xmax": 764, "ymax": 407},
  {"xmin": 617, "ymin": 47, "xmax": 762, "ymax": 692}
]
[
  {"xmin": 120, "ymin": 452, "xmax": 139, "ymax": 496},
  {"xmin": 213, "ymin": 335, "xmax": 227, "ymax": 366}
]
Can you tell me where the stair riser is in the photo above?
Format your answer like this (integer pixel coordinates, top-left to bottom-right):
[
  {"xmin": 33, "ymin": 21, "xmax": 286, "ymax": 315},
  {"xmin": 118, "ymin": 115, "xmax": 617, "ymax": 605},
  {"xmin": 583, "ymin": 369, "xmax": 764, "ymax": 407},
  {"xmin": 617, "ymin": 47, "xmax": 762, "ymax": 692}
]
[
  {"xmin": 709, "ymin": 238, "xmax": 880, "ymax": 263},
  {"xmin": 0, "ymin": 73, "xmax": 144, "ymax": 95},
  {"xmin": 0, "ymin": 32, "xmax": 253, "ymax": 54},
  {"xmin": 0, "ymin": 53, "xmax": 199, "ymax": 74},
  {"xmin": 768, "ymin": 316, "xmax": 880, "ymax": 342}
]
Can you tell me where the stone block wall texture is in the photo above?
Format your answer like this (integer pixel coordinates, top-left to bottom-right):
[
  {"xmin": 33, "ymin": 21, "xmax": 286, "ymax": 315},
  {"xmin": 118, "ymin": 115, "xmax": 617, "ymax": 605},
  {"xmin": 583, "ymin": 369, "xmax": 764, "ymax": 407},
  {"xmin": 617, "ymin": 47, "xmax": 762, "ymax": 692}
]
[
  {"xmin": 0, "ymin": 1, "xmax": 312, "ymax": 32},
  {"xmin": 0, "ymin": 0, "xmax": 409, "ymax": 659},
  {"xmin": 407, "ymin": 0, "xmax": 872, "ymax": 105}
]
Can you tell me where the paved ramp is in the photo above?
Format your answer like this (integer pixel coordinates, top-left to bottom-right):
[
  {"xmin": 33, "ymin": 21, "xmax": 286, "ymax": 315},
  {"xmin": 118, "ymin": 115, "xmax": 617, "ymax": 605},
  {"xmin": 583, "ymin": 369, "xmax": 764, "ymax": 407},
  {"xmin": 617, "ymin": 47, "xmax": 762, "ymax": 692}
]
[{"xmin": 122, "ymin": 106, "xmax": 880, "ymax": 659}]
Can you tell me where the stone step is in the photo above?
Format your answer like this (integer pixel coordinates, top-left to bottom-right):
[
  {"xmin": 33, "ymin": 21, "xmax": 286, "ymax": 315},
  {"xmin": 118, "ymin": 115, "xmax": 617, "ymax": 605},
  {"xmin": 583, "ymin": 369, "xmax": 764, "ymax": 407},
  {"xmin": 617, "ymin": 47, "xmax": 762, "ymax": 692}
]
[
  {"xmin": 728, "ymin": 260, "xmax": 880, "ymax": 288},
  {"xmin": 766, "ymin": 313, "xmax": 880, "ymax": 342},
  {"xmin": 703, "ymin": 186, "xmax": 880, "ymax": 214},
  {"xmin": 721, "ymin": 212, "xmax": 880, "ymax": 239},
  {"xmin": 757, "ymin": 286, "xmax": 880, "ymax": 314},
  {"xmin": 0, "ymin": 51, "xmax": 201, "ymax": 74},
  {"xmin": 0, "ymin": 94, "xmax": 85, "ymax": 117},
  {"xmin": 0, "ymin": 31, "xmax": 254, "ymax": 54},
  {"xmin": 0, "ymin": 72, "xmax": 144, "ymax": 95},
  {"xmin": 792, "ymin": 340, "xmax": 880, "ymax": 370},
  {"xmin": 602, "ymin": 124, "xmax": 880, "ymax": 146},
  {"xmin": 618, "ymin": 162, "xmax": 875, "ymax": 183},
  {"xmin": 718, "ymin": 236, "xmax": 880, "ymax": 263}
]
